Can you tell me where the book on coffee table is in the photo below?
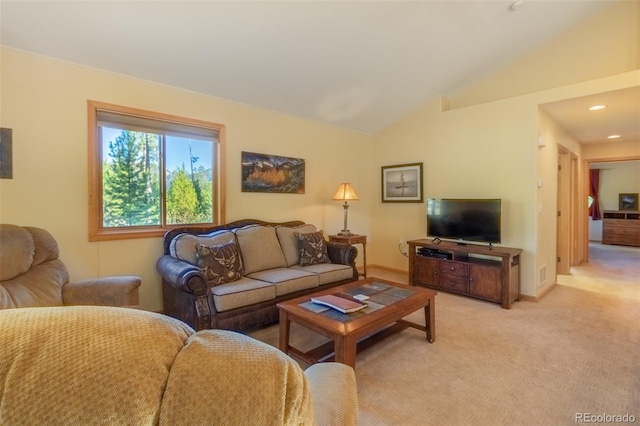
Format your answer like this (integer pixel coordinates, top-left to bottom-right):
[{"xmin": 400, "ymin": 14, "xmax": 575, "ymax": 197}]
[{"xmin": 310, "ymin": 294, "xmax": 367, "ymax": 313}]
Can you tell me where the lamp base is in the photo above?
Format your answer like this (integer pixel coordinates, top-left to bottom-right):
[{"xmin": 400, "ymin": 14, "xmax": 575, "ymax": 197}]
[{"xmin": 337, "ymin": 230, "xmax": 354, "ymax": 237}]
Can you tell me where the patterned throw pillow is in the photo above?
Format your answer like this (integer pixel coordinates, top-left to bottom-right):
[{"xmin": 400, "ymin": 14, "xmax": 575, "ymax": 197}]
[
  {"xmin": 294, "ymin": 231, "xmax": 331, "ymax": 266},
  {"xmin": 195, "ymin": 241, "xmax": 243, "ymax": 285}
]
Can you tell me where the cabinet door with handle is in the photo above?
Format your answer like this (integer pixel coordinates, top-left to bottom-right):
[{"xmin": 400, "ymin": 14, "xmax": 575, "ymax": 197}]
[
  {"xmin": 469, "ymin": 263, "xmax": 501, "ymax": 302},
  {"xmin": 413, "ymin": 256, "xmax": 439, "ymax": 288}
]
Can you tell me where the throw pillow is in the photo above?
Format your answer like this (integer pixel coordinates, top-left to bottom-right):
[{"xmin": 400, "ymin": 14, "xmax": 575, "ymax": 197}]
[
  {"xmin": 295, "ymin": 231, "xmax": 331, "ymax": 266},
  {"xmin": 169, "ymin": 231, "xmax": 236, "ymax": 265},
  {"xmin": 276, "ymin": 224, "xmax": 317, "ymax": 267},
  {"xmin": 195, "ymin": 241, "xmax": 243, "ymax": 285}
]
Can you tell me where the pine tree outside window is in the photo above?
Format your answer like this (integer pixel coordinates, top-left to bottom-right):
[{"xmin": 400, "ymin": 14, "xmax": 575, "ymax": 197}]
[{"xmin": 88, "ymin": 101, "xmax": 225, "ymax": 241}]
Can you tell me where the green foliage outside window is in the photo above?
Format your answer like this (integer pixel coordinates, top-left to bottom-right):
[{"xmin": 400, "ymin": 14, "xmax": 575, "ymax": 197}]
[
  {"xmin": 103, "ymin": 131, "xmax": 160, "ymax": 227},
  {"xmin": 102, "ymin": 129, "xmax": 213, "ymax": 228},
  {"xmin": 167, "ymin": 168, "xmax": 201, "ymax": 224}
]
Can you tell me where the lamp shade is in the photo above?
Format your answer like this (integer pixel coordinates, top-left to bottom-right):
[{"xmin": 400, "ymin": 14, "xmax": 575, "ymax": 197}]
[{"xmin": 333, "ymin": 183, "xmax": 359, "ymax": 201}]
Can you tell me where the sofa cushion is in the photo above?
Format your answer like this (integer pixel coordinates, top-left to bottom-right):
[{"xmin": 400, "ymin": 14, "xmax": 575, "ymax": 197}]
[
  {"xmin": 235, "ymin": 226, "xmax": 286, "ymax": 274},
  {"xmin": 195, "ymin": 241, "xmax": 243, "ymax": 286},
  {"xmin": 211, "ymin": 277, "xmax": 276, "ymax": 312},
  {"xmin": 169, "ymin": 230, "xmax": 236, "ymax": 266},
  {"xmin": 295, "ymin": 231, "xmax": 331, "ymax": 266},
  {"xmin": 276, "ymin": 224, "xmax": 318, "ymax": 267},
  {"xmin": 291, "ymin": 263, "xmax": 354, "ymax": 285},
  {"xmin": 247, "ymin": 268, "xmax": 318, "ymax": 297}
]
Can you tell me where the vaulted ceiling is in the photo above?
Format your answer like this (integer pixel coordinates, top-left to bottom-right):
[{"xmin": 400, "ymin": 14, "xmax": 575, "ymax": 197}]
[{"xmin": 1, "ymin": 0, "xmax": 636, "ymax": 141}]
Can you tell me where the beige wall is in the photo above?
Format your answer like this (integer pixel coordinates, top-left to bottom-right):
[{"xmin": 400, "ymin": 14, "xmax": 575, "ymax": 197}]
[
  {"xmin": 371, "ymin": 94, "xmax": 538, "ymax": 293},
  {"xmin": 583, "ymin": 140, "xmax": 640, "ymax": 161},
  {"xmin": 594, "ymin": 160, "xmax": 640, "ymax": 211},
  {"xmin": 0, "ymin": 48, "xmax": 372, "ymax": 311},
  {"xmin": 536, "ymin": 109, "xmax": 583, "ymax": 292},
  {"xmin": 370, "ymin": 70, "xmax": 640, "ymax": 299}
]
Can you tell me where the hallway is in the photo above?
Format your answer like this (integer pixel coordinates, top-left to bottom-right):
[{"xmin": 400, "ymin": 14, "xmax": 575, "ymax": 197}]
[{"xmin": 557, "ymin": 242, "xmax": 639, "ymax": 300}]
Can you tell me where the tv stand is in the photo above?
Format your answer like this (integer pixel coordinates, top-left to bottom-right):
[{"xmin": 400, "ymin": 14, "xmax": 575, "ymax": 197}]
[{"xmin": 409, "ymin": 239, "xmax": 522, "ymax": 309}]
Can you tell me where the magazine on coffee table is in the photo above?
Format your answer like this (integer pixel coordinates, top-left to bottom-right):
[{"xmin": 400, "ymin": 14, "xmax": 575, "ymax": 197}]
[{"xmin": 310, "ymin": 293, "xmax": 367, "ymax": 313}]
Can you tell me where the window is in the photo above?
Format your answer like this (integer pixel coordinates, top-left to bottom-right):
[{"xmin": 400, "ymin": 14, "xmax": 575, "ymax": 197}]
[{"xmin": 88, "ymin": 101, "xmax": 225, "ymax": 241}]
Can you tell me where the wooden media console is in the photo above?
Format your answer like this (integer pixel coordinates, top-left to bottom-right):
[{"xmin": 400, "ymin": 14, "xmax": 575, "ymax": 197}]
[{"xmin": 408, "ymin": 239, "xmax": 522, "ymax": 309}]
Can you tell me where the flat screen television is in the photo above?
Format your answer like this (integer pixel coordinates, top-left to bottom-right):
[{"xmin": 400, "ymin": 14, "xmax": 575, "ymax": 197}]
[{"xmin": 426, "ymin": 198, "xmax": 501, "ymax": 244}]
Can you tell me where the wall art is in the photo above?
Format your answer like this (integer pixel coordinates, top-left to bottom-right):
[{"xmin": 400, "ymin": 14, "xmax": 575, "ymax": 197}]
[
  {"xmin": 381, "ymin": 162, "xmax": 423, "ymax": 203},
  {"xmin": 241, "ymin": 151, "xmax": 305, "ymax": 194},
  {"xmin": 619, "ymin": 193, "xmax": 638, "ymax": 210},
  {"xmin": 0, "ymin": 128, "xmax": 12, "ymax": 179}
]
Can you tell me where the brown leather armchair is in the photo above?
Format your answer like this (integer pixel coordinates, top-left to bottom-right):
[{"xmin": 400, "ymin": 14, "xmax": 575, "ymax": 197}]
[{"xmin": 0, "ymin": 224, "xmax": 141, "ymax": 309}]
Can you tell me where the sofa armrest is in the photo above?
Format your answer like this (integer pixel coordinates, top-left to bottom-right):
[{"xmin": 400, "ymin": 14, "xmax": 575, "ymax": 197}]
[
  {"xmin": 62, "ymin": 276, "xmax": 141, "ymax": 307},
  {"xmin": 305, "ymin": 362, "xmax": 358, "ymax": 426},
  {"xmin": 157, "ymin": 255, "xmax": 214, "ymax": 330},
  {"xmin": 326, "ymin": 241, "xmax": 357, "ymax": 266},
  {"xmin": 327, "ymin": 242, "xmax": 358, "ymax": 280},
  {"xmin": 156, "ymin": 255, "xmax": 209, "ymax": 295}
]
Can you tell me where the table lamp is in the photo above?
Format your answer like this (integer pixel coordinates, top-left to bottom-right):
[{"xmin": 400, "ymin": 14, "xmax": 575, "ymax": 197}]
[{"xmin": 333, "ymin": 183, "xmax": 359, "ymax": 236}]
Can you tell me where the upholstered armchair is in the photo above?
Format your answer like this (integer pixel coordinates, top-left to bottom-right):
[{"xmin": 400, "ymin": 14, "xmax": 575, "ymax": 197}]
[
  {"xmin": 0, "ymin": 224, "xmax": 141, "ymax": 309},
  {"xmin": 0, "ymin": 306, "xmax": 358, "ymax": 425}
]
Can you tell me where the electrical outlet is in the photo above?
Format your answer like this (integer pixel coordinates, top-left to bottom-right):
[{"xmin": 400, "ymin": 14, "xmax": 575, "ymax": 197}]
[{"xmin": 398, "ymin": 239, "xmax": 409, "ymax": 257}]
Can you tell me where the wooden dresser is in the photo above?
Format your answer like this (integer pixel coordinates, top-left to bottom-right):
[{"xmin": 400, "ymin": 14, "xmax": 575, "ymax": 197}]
[{"xmin": 602, "ymin": 210, "xmax": 640, "ymax": 247}]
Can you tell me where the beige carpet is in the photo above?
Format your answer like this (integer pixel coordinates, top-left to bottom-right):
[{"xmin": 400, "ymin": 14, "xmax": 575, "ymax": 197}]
[{"xmin": 250, "ymin": 243, "xmax": 639, "ymax": 426}]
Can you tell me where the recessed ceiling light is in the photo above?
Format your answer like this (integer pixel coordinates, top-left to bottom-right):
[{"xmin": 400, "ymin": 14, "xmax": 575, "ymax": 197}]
[
  {"xmin": 588, "ymin": 105, "xmax": 607, "ymax": 111},
  {"xmin": 607, "ymin": 135, "xmax": 621, "ymax": 139}
]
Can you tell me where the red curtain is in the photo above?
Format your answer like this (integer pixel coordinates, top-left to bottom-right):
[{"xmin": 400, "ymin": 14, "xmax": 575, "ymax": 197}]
[{"xmin": 589, "ymin": 169, "xmax": 602, "ymax": 220}]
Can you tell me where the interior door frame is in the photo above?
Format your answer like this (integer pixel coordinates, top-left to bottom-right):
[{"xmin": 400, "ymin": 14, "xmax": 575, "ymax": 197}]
[
  {"xmin": 570, "ymin": 152, "xmax": 580, "ymax": 265},
  {"xmin": 557, "ymin": 146, "xmax": 572, "ymax": 275},
  {"xmin": 581, "ymin": 155, "xmax": 640, "ymax": 263}
]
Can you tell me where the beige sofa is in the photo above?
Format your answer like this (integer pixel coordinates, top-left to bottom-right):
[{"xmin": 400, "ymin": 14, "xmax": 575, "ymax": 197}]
[
  {"xmin": 157, "ymin": 220, "xmax": 358, "ymax": 331},
  {"xmin": 0, "ymin": 224, "xmax": 141, "ymax": 309},
  {"xmin": 0, "ymin": 306, "xmax": 358, "ymax": 426}
]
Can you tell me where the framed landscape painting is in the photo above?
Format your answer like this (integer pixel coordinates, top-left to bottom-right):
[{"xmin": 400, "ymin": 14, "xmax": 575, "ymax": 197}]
[
  {"xmin": 381, "ymin": 162, "xmax": 423, "ymax": 203},
  {"xmin": 241, "ymin": 151, "xmax": 305, "ymax": 194}
]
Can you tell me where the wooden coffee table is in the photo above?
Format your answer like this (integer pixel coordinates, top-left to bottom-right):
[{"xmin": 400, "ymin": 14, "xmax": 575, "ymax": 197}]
[{"xmin": 277, "ymin": 278, "xmax": 436, "ymax": 369}]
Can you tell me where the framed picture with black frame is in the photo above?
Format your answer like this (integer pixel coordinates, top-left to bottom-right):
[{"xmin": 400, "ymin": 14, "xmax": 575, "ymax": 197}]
[
  {"xmin": 381, "ymin": 162, "xmax": 423, "ymax": 203},
  {"xmin": 618, "ymin": 193, "xmax": 638, "ymax": 210},
  {"xmin": 0, "ymin": 128, "xmax": 12, "ymax": 179}
]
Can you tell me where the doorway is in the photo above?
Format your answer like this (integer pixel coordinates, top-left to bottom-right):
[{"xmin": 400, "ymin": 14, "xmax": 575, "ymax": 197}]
[{"xmin": 583, "ymin": 158, "xmax": 640, "ymax": 263}]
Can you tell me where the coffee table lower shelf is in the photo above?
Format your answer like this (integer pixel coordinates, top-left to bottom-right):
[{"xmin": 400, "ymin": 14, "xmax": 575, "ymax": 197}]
[{"xmin": 285, "ymin": 320, "xmax": 426, "ymax": 365}]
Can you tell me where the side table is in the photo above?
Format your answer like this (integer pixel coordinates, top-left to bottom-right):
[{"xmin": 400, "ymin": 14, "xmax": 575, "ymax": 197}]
[{"xmin": 328, "ymin": 234, "xmax": 367, "ymax": 278}]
